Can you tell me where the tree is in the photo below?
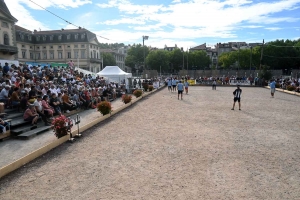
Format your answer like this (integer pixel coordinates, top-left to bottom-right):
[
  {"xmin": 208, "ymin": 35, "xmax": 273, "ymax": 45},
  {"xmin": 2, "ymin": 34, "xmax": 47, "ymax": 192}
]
[
  {"xmin": 102, "ymin": 52, "xmax": 116, "ymax": 67},
  {"xmin": 258, "ymin": 65, "xmax": 273, "ymax": 80},
  {"xmin": 189, "ymin": 50, "xmax": 211, "ymax": 69},
  {"xmin": 125, "ymin": 44, "xmax": 149, "ymax": 70},
  {"xmin": 146, "ymin": 50, "xmax": 169, "ymax": 72}
]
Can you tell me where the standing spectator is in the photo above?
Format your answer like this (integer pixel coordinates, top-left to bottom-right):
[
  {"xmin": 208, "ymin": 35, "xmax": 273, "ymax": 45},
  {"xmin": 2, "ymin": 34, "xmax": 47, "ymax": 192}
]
[
  {"xmin": 212, "ymin": 80, "xmax": 217, "ymax": 90},
  {"xmin": 3, "ymin": 63, "xmax": 10, "ymax": 76},
  {"xmin": 177, "ymin": 80, "xmax": 184, "ymax": 100},
  {"xmin": 269, "ymin": 80, "xmax": 276, "ymax": 98},
  {"xmin": 231, "ymin": 85, "xmax": 242, "ymax": 111}
]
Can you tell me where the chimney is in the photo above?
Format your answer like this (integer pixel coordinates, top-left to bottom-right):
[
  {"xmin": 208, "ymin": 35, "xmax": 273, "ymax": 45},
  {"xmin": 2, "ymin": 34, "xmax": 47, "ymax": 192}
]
[
  {"xmin": 79, "ymin": 26, "xmax": 82, "ymax": 29},
  {"xmin": 61, "ymin": 28, "xmax": 64, "ymax": 31},
  {"xmin": 34, "ymin": 29, "xmax": 37, "ymax": 33}
]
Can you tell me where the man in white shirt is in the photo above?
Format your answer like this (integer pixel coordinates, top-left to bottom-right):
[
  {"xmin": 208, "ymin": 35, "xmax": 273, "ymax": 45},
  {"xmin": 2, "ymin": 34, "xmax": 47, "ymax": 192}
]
[
  {"xmin": 49, "ymin": 85, "xmax": 58, "ymax": 96},
  {"xmin": 0, "ymin": 85, "xmax": 10, "ymax": 104}
]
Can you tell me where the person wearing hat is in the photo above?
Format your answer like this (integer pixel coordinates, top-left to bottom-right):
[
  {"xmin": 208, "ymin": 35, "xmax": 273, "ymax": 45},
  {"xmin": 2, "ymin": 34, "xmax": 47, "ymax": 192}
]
[{"xmin": 231, "ymin": 85, "xmax": 242, "ymax": 110}]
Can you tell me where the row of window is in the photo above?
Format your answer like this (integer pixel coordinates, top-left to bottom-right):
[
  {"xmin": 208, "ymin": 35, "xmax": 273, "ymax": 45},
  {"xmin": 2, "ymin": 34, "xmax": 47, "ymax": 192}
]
[
  {"xmin": 1, "ymin": 21, "xmax": 9, "ymax": 28},
  {"xmin": 18, "ymin": 33, "xmax": 86, "ymax": 41},
  {"xmin": 21, "ymin": 50, "xmax": 100, "ymax": 60},
  {"xmin": 20, "ymin": 44, "xmax": 99, "ymax": 50}
]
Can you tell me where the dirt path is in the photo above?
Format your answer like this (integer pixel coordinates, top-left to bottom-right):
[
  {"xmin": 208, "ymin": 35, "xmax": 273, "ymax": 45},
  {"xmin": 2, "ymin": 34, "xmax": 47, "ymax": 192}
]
[{"xmin": 0, "ymin": 87, "xmax": 300, "ymax": 200}]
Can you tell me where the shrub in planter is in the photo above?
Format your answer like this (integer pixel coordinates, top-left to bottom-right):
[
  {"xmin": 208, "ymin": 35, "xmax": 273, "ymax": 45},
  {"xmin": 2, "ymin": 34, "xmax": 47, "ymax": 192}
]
[
  {"xmin": 122, "ymin": 94, "xmax": 132, "ymax": 104},
  {"xmin": 97, "ymin": 101, "xmax": 112, "ymax": 115},
  {"xmin": 148, "ymin": 85, "xmax": 154, "ymax": 91},
  {"xmin": 275, "ymin": 83, "xmax": 280, "ymax": 88},
  {"xmin": 52, "ymin": 115, "xmax": 73, "ymax": 139},
  {"xmin": 287, "ymin": 85, "xmax": 296, "ymax": 91},
  {"xmin": 133, "ymin": 90, "xmax": 143, "ymax": 98},
  {"xmin": 142, "ymin": 83, "xmax": 149, "ymax": 91}
]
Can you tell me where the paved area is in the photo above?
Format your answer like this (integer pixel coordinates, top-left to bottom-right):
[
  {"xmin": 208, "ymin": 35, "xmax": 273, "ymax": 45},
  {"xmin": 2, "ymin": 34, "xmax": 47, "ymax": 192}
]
[{"xmin": 0, "ymin": 87, "xmax": 300, "ymax": 199}]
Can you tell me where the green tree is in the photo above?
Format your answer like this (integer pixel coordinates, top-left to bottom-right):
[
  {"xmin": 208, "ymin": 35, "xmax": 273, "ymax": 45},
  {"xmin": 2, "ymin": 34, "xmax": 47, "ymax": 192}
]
[
  {"xmin": 258, "ymin": 65, "xmax": 273, "ymax": 80},
  {"xmin": 189, "ymin": 50, "xmax": 211, "ymax": 70},
  {"xmin": 146, "ymin": 50, "xmax": 170, "ymax": 72},
  {"xmin": 125, "ymin": 44, "xmax": 149, "ymax": 70},
  {"xmin": 102, "ymin": 52, "xmax": 116, "ymax": 67}
]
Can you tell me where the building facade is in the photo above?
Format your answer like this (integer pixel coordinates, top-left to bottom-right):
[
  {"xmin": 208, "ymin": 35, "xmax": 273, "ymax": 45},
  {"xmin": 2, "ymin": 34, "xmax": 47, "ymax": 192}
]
[
  {"xmin": 15, "ymin": 26, "xmax": 102, "ymax": 72},
  {"xmin": 189, "ymin": 43, "xmax": 218, "ymax": 67},
  {"xmin": 0, "ymin": 0, "xmax": 18, "ymax": 61}
]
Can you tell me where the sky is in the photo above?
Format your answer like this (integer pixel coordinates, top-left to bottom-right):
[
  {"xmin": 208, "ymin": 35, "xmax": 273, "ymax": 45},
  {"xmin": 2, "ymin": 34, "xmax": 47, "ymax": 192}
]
[{"xmin": 5, "ymin": 0, "xmax": 300, "ymax": 49}]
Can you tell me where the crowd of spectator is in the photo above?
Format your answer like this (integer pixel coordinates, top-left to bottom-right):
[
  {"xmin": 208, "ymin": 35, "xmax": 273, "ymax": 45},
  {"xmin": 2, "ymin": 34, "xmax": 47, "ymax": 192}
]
[
  {"xmin": 0, "ymin": 61, "xmax": 126, "ymax": 128},
  {"xmin": 273, "ymin": 77, "xmax": 300, "ymax": 92}
]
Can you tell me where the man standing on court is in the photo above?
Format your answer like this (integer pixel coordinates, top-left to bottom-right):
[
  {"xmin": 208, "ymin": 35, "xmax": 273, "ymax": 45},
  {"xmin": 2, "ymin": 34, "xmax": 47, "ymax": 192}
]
[
  {"xmin": 177, "ymin": 80, "xmax": 184, "ymax": 100},
  {"xmin": 172, "ymin": 78, "xmax": 177, "ymax": 92},
  {"xmin": 231, "ymin": 85, "xmax": 242, "ymax": 110},
  {"xmin": 269, "ymin": 80, "xmax": 276, "ymax": 98}
]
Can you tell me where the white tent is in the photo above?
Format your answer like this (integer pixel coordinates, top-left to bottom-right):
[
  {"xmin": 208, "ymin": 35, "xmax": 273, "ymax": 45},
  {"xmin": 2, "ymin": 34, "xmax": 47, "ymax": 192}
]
[{"xmin": 97, "ymin": 66, "xmax": 132, "ymax": 88}]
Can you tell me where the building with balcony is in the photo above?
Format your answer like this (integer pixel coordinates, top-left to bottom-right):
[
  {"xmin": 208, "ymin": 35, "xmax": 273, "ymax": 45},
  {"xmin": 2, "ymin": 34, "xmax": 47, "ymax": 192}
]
[
  {"xmin": 0, "ymin": 0, "xmax": 18, "ymax": 61},
  {"xmin": 15, "ymin": 26, "xmax": 102, "ymax": 72}
]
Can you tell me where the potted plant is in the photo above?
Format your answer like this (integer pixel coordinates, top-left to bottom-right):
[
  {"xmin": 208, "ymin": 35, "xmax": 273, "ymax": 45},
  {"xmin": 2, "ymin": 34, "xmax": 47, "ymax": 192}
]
[
  {"xmin": 51, "ymin": 115, "xmax": 73, "ymax": 139},
  {"xmin": 97, "ymin": 101, "xmax": 112, "ymax": 116},
  {"xmin": 133, "ymin": 89, "xmax": 143, "ymax": 98},
  {"xmin": 121, "ymin": 94, "xmax": 132, "ymax": 104},
  {"xmin": 148, "ymin": 85, "xmax": 154, "ymax": 91},
  {"xmin": 142, "ymin": 83, "xmax": 149, "ymax": 91}
]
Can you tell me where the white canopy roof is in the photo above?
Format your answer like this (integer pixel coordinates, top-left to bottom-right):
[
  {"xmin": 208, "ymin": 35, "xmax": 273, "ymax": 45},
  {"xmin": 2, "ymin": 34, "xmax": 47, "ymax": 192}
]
[{"xmin": 97, "ymin": 66, "xmax": 131, "ymax": 76}]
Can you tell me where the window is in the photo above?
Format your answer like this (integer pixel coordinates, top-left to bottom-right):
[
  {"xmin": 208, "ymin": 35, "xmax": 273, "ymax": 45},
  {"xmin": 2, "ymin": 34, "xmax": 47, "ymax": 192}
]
[
  {"xmin": 74, "ymin": 44, "xmax": 78, "ymax": 48},
  {"xmin": 90, "ymin": 45, "xmax": 92, "ymax": 48},
  {"xmin": 36, "ymin": 36, "xmax": 40, "ymax": 41},
  {"xmin": 97, "ymin": 52, "xmax": 99, "ymax": 59},
  {"xmin": 43, "ymin": 46, "xmax": 46, "ymax": 49},
  {"xmin": 93, "ymin": 51, "xmax": 96, "ymax": 59},
  {"xmin": 37, "ymin": 46, "xmax": 40, "ymax": 49},
  {"xmin": 43, "ymin": 36, "xmax": 46, "ymax": 41},
  {"xmin": 30, "ymin": 52, "xmax": 33, "ymax": 59},
  {"xmin": 74, "ymin": 51, "xmax": 79, "ymax": 58},
  {"xmin": 58, "ymin": 35, "xmax": 62, "ymax": 40},
  {"xmin": 58, "ymin": 46, "xmax": 62, "ymax": 49},
  {"xmin": 81, "ymin": 44, "xmax": 85, "ymax": 48},
  {"xmin": 90, "ymin": 52, "xmax": 92, "ymax": 58},
  {"xmin": 28, "ymin": 35, "xmax": 32, "ymax": 41},
  {"xmin": 67, "ymin": 45, "xmax": 70, "ymax": 48},
  {"xmin": 67, "ymin": 52, "xmax": 71, "ymax": 59},
  {"xmin": 50, "ymin": 52, "xmax": 54, "ymax": 59},
  {"xmin": 2, "ymin": 21, "xmax": 9, "ymax": 28},
  {"xmin": 36, "ymin": 53, "xmax": 40, "ymax": 60},
  {"xmin": 22, "ymin": 45, "xmax": 25, "ymax": 48},
  {"xmin": 81, "ymin": 33, "xmax": 85, "ymax": 39},
  {"xmin": 4, "ymin": 34, "xmax": 9, "ymax": 45},
  {"xmin": 58, "ymin": 52, "xmax": 62, "ymax": 59},
  {"xmin": 81, "ymin": 50, "xmax": 85, "ymax": 59},
  {"xmin": 22, "ymin": 51, "xmax": 26, "ymax": 59},
  {"xmin": 43, "ymin": 52, "xmax": 47, "ymax": 59},
  {"xmin": 50, "ymin": 46, "xmax": 53, "ymax": 49},
  {"xmin": 67, "ymin": 34, "xmax": 71, "ymax": 40},
  {"xmin": 75, "ymin": 34, "xmax": 78, "ymax": 40},
  {"xmin": 30, "ymin": 46, "xmax": 33, "ymax": 49},
  {"xmin": 50, "ymin": 35, "xmax": 53, "ymax": 41}
]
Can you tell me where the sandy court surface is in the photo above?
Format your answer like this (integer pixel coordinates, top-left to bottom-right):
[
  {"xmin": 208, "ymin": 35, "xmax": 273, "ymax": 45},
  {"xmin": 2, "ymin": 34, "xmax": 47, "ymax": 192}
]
[{"xmin": 0, "ymin": 86, "xmax": 300, "ymax": 200}]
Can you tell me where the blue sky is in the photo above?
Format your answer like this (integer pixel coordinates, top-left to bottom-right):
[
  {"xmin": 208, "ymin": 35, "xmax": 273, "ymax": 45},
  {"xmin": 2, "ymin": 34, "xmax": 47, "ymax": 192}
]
[{"xmin": 6, "ymin": 0, "xmax": 300, "ymax": 49}]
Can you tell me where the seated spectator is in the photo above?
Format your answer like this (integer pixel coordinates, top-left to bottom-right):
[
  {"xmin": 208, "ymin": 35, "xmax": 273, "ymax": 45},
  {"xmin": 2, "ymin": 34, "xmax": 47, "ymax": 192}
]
[
  {"xmin": 62, "ymin": 91, "xmax": 76, "ymax": 113},
  {"xmin": 10, "ymin": 87, "xmax": 20, "ymax": 107},
  {"xmin": 0, "ymin": 118, "xmax": 9, "ymax": 133},
  {"xmin": 20, "ymin": 93, "xmax": 30, "ymax": 111},
  {"xmin": 0, "ymin": 85, "xmax": 10, "ymax": 106},
  {"xmin": 49, "ymin": 93, "xmax": 62, "ymax": 115},
  {"xmin": 41, "ymin": 95, "xmax": 54, "ymax": 118},
  {"xmin": 23, "ymin": 104, "xmax": 39, "ymax": 127},
  {"xmin": 34, "ymin": 95, "xmax": 50, "ymax": 126},
  {"xmin": 71, "ymin": 91, "xmax": 82, "ymax": 108},
  {"xmin": 28, "ymin": 85, "xmax": 37, "ymax": 103}
]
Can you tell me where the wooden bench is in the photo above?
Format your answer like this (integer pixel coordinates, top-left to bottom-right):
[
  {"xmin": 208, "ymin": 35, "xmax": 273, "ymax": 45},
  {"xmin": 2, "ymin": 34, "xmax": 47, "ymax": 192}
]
[{"xmin": 0, "ymin": 130, "xmax": 11, "ymax": 140}]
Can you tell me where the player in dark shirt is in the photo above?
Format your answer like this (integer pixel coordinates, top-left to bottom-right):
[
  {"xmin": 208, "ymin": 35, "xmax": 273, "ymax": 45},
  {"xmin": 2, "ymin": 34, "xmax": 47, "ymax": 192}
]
[{"xmin": 231, "ymin": 85, "xmax": 242, "ymax": 110}]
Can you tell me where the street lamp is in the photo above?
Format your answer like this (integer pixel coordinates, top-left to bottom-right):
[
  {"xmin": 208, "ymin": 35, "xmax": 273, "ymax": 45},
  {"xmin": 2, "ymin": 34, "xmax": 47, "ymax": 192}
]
[{"xmin": 142, "ymin": 35, "xmax": 149, "ymax": 70}]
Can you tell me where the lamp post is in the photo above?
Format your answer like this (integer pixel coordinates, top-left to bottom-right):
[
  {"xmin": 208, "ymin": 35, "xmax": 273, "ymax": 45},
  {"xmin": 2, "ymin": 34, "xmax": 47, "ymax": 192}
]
[
  {"xmin": 181, "ymin": 48, "xmax": 184, "ymax": 70},
  {"xmin": 142, "ymin": 35, "xmax": 149, "ymax": 71}
]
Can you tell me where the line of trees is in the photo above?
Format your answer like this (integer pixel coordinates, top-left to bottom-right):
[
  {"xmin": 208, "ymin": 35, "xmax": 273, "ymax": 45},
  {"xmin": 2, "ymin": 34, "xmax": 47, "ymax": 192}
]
[
  {"xmin": 218, "ymin": 39, "xmax": 300, "ymax": 71},
  {"xmin": 125, "ymin": 44, "xmax": 211, "ymax": 73}
]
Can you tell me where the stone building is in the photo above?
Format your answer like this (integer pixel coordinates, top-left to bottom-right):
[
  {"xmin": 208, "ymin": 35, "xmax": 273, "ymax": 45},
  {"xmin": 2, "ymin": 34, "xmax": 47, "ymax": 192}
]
[
  {"xmin": 100, "ymin": 49, "xmax": 128, "ymax": 72},
  {"xmin": 189, "ymin": 43, "xmax": 218, "ymax": 67},
  {"xmin": 0, "ymin": 0, "xmax": 18, "ymax": 61},
  {"xmin": 15, "ymin": 26, "xmax": 102, "ymax": 72}
]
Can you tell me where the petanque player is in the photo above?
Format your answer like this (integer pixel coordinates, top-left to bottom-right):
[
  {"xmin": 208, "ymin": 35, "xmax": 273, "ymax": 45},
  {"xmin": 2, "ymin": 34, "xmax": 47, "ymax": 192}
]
[
  {"xmin": 172, "ymin": 78, "xmax": 177, "ymax": 92},
  {"xmin": 184, "ymin": 80, "xmax": 189, "ymax": 94},
  {"xmin": 212, "ymin": 80, "xmax": 216, "ymax": 90},
  {"xmin": 167, "ymin": 78, "xmax": 172, "ymax": 92},
  {"xmin": 231, "ymin": 85, "xmax": 242, "ymax": 110},
  {"xmin": 177, "ymin": 80, "xmax": 184, "ymax": 100},
  {"xmin": 269, "ymin": 79, "xmax": 276, "ymax": 98}
]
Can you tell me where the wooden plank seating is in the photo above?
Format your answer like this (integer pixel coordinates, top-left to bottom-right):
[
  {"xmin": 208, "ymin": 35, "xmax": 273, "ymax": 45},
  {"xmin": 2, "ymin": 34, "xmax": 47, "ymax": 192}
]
[
  {"xmin": 16, "ymin": 126, "xmax": 52, "ymax": 140},
  {"xmin": 0, "ymin": 130, "xmax": 11, "ymax": 141}
]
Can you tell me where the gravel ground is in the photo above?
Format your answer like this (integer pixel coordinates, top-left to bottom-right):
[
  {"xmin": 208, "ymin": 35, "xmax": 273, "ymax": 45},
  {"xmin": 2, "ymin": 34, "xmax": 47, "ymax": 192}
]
[{"xmin": 0, "ymin": 86, "xmax": 299, "ymax": 200}]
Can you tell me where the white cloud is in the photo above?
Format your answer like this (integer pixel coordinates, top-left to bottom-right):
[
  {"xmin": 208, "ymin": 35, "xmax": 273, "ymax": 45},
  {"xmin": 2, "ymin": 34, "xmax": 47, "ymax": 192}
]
[
  {"xmin": 172, "ymin": 0, "xmax": 181, "ymax": 3},
  {"xmin": 6, "ymin": 0, "xmax": 91, "ymax": 30},
  {"xmin": 265, "ymin": 27, "xmax": 282, "ymax": 31}
]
